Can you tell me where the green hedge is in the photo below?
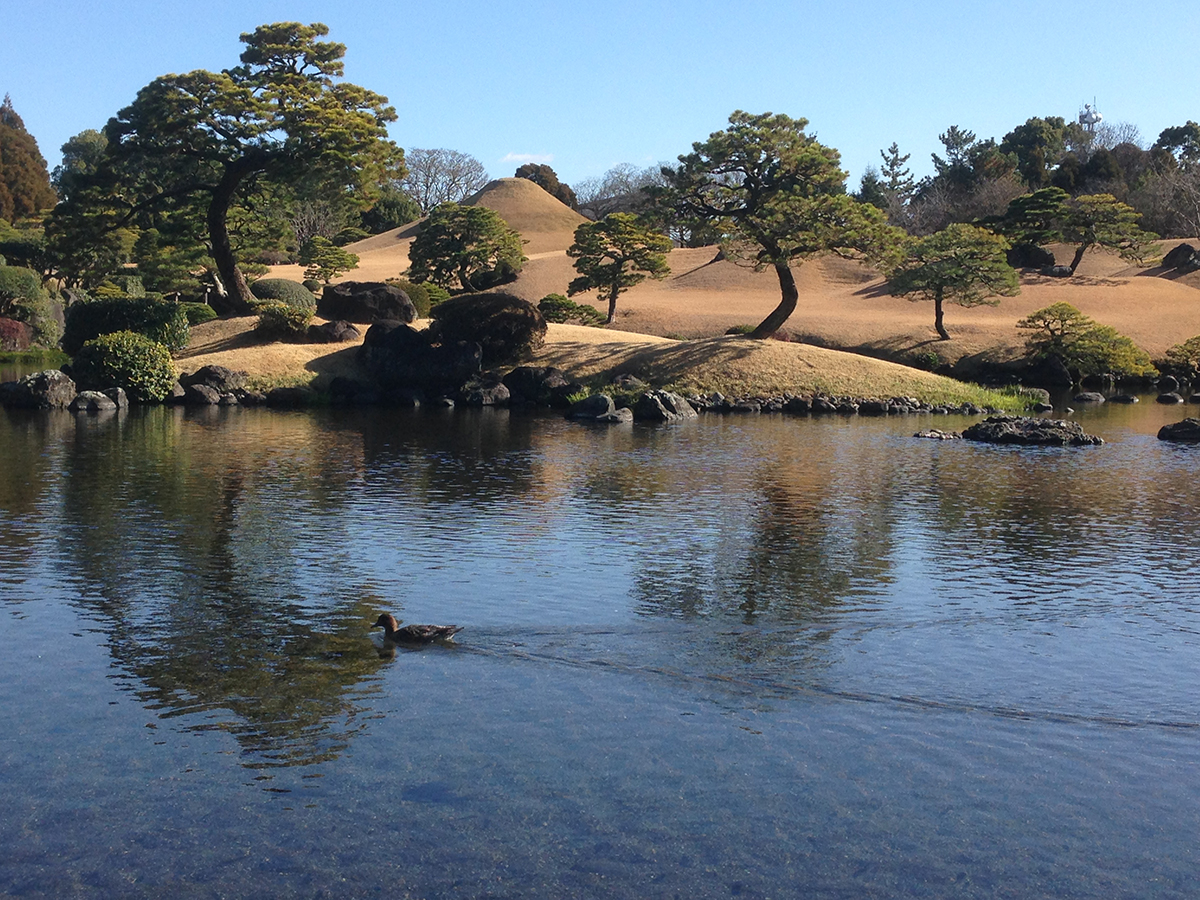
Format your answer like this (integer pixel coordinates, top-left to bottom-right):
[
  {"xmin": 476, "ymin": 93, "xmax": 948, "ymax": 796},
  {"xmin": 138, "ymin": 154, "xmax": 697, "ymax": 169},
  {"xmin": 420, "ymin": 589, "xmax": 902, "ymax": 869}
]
[
  {"xmin": 71, "ymin": 331, "xmax": 177, "ymax": 402},
  {"xmin": 254, "ymin": 301, "xmax": 313, "ymax": 341},
  {"xmin": 63, "ymin": 296, "xmax": 191, "ymax": 355},
  {"xmin": 249, "ymin": 278, "xmax": 317, "ymax": 312},
  {"xmin": 179, "ymin": 302, "xmax": 218, "ymax": 326}
]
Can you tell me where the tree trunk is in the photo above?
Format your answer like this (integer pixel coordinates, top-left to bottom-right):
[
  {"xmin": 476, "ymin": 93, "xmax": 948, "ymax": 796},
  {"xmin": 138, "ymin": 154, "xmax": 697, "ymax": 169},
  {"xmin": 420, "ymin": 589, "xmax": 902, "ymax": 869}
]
[
  {"xmin": 1068, "ymin": 242, "xmax": 1089, "ymax": 274},
  {"xmin": 935, "ymin": 288, "xmax": 950, "ymax": 341},
  {"xmin": 750, "ymin": 262, "xmax": 799, "ymax": 339},
  {"xmin": 606, "ymin": 283, "xmax": 620, "ymax": 324},
  {"xmin": 207, "ymin": 165, "xmax": 254, "ymax": 314}
]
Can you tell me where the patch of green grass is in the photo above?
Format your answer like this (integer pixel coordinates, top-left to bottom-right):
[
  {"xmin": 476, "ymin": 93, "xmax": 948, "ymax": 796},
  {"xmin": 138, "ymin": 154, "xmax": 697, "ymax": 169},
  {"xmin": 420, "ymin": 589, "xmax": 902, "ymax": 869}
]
[{"xmin": 0, "ymin": 348, "xmax": 69, "ymax": 367}]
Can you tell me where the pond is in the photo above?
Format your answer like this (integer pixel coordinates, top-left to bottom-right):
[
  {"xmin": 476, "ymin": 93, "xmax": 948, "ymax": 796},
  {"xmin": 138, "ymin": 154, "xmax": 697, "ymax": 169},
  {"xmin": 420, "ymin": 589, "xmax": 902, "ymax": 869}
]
[{"xmin": 1, "ymin": 398, "xmax": 1198, "ymax": 898}]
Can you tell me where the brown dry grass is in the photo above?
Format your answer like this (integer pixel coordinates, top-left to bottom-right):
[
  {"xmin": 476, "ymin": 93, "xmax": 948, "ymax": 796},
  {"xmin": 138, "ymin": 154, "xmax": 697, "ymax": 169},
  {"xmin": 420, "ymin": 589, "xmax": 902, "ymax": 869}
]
[{"xmin": 241, "ymin": 182, "xmax": 1200, "ymax": 400}]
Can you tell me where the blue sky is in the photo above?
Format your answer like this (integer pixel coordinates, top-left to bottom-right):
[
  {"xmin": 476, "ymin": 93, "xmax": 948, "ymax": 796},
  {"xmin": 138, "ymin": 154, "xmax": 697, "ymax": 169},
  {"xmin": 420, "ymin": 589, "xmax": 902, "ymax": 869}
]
[{"xmin": 5, "ymin": 0, "xmax": 1199, "ymax": 191}]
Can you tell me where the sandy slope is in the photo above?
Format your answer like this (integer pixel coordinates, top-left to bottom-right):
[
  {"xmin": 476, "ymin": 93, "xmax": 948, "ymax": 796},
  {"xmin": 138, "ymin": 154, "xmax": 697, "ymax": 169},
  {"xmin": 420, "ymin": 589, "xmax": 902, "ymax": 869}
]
[{"xmin": 262, "ymin": 178, "xmax": 1200, "ymax": 378}]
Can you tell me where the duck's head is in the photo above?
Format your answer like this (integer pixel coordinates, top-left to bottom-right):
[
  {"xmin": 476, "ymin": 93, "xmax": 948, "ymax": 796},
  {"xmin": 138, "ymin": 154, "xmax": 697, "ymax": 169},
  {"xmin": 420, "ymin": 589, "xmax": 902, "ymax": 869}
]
[{"xmin": 372, "ymin": 613, "xmax": 400, "ymax": 631}]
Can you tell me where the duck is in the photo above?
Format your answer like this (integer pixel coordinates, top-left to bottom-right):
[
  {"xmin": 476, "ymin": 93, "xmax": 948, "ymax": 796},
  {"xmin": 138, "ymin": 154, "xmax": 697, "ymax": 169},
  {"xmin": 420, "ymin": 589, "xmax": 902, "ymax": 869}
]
[{"xmin": 372, "ymin": 613, "xmax": 463, "ymax": 644}]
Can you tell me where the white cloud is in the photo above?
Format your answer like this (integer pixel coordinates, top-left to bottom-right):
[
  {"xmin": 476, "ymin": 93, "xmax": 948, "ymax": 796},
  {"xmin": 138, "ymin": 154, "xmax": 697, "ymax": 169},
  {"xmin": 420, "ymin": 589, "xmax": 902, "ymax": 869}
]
[{"xmin": 501, "ymin": 152, "xmax": 554, "ymax": 165}]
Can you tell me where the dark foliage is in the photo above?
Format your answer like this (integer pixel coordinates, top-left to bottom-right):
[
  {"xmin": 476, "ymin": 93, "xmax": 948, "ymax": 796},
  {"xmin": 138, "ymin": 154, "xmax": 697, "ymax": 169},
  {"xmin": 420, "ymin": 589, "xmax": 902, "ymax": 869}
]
[
  {"xmin": 428, "ymin": 292, "xmax": 546, "ymax": 366},
  {"xmin": 63, "ymin": 296, "xmax": 190, "ymax": 355}
]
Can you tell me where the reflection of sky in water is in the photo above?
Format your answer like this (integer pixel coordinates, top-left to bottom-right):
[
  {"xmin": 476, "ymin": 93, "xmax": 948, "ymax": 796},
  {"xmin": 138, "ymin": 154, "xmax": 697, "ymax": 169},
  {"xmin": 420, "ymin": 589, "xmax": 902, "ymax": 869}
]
[{"xmin": 2, "ymin": 404, "xmax": 1199, "ymax": 897}]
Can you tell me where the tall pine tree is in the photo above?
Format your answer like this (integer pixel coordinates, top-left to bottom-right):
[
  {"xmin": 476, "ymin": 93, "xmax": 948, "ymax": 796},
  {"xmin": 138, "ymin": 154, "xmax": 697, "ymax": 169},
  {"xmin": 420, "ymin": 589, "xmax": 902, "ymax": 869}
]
[{"xmin": 0, "ymin": 95, "xmax": 56, "ymax": 222}]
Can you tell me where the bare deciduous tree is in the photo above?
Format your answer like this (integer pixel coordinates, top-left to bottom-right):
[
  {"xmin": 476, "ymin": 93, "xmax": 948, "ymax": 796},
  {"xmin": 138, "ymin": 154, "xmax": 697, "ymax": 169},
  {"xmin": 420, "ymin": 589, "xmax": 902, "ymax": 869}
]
[{"xmin": 402, "ymin": 148, "xmax": 490, "ymax": 214}]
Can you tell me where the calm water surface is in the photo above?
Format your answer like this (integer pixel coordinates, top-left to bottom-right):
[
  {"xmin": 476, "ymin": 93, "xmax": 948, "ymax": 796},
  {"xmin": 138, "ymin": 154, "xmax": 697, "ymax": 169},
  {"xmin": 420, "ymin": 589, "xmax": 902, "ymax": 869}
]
[{"xmin": 1, "ymin": 398, "xmax": 1198, "ymax": 898}]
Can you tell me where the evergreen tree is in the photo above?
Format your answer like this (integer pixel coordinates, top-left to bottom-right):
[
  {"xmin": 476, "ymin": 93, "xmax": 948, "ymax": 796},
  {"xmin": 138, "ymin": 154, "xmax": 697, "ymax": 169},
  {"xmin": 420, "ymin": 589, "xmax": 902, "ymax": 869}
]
[
  {"xmin": 655, "ymin": 111, "xmax": 900, "ymax": 338},
  {"xmin": 407, "ymin": 203, "xmax": 525, "ymax": 291},
  {"xmin": 0, "ymin": 95, "xmax": 56, "ymax": 222},
  {"xmin": 880, "ymin": 142, "xmax": 914, "ymax": 202},
  {"xmin": 51, "ymin": 23, "xmax": 403, "ymax": 312},
  {"xmin": 887, "ymin": 224, "xmax": 1019, "ymax": 340},
  {"xmin": 514, "ymin": 163, "xmax": 578, "ymax": 210},
  {"xmin": 566, "ymin": 213, "xmax": 671, "ymax": 323}
]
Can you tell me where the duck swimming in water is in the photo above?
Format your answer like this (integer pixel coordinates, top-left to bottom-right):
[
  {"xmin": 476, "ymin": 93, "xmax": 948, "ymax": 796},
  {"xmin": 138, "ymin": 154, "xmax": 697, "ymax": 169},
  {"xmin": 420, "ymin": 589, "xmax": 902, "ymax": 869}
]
[{"xmin": 372, "ymin": 613, "xmax": 463, "ymax": 644}]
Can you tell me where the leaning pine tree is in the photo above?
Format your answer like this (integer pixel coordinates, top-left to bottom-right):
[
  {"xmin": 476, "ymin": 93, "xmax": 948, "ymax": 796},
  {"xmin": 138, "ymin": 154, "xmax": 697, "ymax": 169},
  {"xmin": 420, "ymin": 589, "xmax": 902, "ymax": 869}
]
[
  {"xmin": 887, "ymin": 224, "xmax": 1019, "ymax": 341},
  {"xmin": 51, "ymin": 22, "xmax": 403, "ymax": 312},
  {"xmin": 654, "ymin": 111, "xmax": 901, "ymax": 338}
]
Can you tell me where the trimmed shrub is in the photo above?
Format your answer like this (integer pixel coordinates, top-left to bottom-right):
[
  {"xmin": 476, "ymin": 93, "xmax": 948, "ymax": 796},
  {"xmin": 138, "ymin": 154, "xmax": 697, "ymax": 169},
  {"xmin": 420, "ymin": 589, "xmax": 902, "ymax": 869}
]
[
  {"xmin": 302, "ymin": 279, "xmax": 322, "ymax": 294},
  {"xmin": 538, "ymin": 293, "xmax": 606, "ymax": 326},
  {"xmin": 386, "ymin": 278, "xmax": 451, "ymax": 318},
  {"xmin": 0, "ymin": 265, "xmax": 44, "ymax": 314},
  {"xmin": 1018, "ymin": 302, "xmax": 1157, "ymax": 378},
  {"xmin": 428, "ymin": 292, "xmax": 547, "ymax": 366},
  {"xmin": 62, "ymin": 296, "xmax": 190, "ymax": 355},
  {"xmin": 180, "ymin": 302, "xmax": 218, "ymax": 326},
  {"xmin": 249, "ymin": 278, "xmax": 317, "ymax": 312},
  {"xmin": 71, "ymin": 331, "xmax": 177, "ymax": 402},
  {"xmin": 255, "ymin": 301, "xmax": 313, "ymax": 341}
]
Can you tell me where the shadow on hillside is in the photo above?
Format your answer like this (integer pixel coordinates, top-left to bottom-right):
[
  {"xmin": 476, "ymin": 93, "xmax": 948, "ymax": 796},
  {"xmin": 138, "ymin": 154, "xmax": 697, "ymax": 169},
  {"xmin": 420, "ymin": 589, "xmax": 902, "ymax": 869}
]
[{"xmin": 177, "ymin": 328, "xmax": 263, "ymax": 359}]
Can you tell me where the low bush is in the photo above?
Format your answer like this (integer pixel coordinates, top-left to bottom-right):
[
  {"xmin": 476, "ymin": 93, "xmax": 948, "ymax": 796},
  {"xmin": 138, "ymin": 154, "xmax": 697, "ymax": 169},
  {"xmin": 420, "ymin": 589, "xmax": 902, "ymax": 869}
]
[
  {"xmin": 180, "ymin": 302, "xmax": 218, "ymax": 326},
  {"xmin": 0, "ymin": 265, "xmax": 59, "ymax": 346},
  {"xmin": 254, "ymin": 301, "xmax": 313, "ymax": 341},
  {"xmin": 62, "ymin": 296, "xmax": 190, "ymax": 355},
  {"xmin": 1160, "ymin": 335, "xmax": 1200, "ymax": 381},
  {"xmin": 1017, "ymin": 302, "xmax": 1156, "ymax": 378},
  {"xmin": 71, "ymin": 331, "xmax": 177, "ymax": 402},
  {"xmin": 249, "ymin": 278, "xmax": 317, "ymax": 312},
  {"xmin": 538, "ymin": 293, "xmax": 606, "ymax": 326}
]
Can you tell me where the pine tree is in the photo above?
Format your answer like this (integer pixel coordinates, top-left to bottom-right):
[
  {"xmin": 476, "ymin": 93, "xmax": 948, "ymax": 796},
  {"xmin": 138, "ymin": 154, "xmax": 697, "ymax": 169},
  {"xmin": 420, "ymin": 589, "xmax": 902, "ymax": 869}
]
[{"xmin": 0, "ymin": 95, "xmax": 56, "ymax": 222}]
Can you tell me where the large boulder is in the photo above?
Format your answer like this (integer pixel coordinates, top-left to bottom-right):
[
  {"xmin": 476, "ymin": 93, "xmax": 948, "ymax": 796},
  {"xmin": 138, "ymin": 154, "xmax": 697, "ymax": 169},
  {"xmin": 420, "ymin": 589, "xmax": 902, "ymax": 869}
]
[
  {"xmin": 180, "ymin": 365, "xmax": 247, "ymax": 394},
  {"xmin": 1163, "ymin": 243, "xmax": 1196, "ymax": 270},
  {"xmin": 503, "ymin": 365, "xmax": 571, "ymax": 406},
  {"xmin": 1158, "ymin": 418, "xmax": 1200, "ymax": 442},
  {"xmin": 633, "ymin": 390, "xmax": 697, "ymax": 423},
  {"xmin": 427, "ymin": 292, "xmax": 546, "ymax": 367},
  {"xmin": 1, "ymin": 369, "xmax": 77, "ymax": 409},
  {"xmin": 567, "ymin": 394, "xmax": 616, "ymax": 420},
  {"xmin": 358, "ymin": 320, "xmax": 482, "ymax": 392},
  {"xmin": 319, "ymin": 282, "xmax": 416, "ymax": 324},
  {"xmin": 962, "ymin": 415, "xmax": 1103, "ymax": 446},
  {"xmin": 306, "ymin": 320, "xmax": 361, "ymax": 344},
  {"xmin": 69, "ymin": 391, "xmax": 118, "ymax": 413}
]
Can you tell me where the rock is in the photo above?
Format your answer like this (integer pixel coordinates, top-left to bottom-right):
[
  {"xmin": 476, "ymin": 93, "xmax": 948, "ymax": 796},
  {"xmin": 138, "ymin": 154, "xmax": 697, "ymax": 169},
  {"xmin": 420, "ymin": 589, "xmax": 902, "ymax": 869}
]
[
  {"xmin": 218, "ymin": 393, "xmax": 239, "ymax": 406},
  {"xmin": 319, "ymin": 281, "xmax": 416, "ymax": 324},
  {"xmin": 730, "ymin": 400, "xmax": 761, "ymax": 413},
  {"xmin": 183, "ymin": 384, "xmax": 221, "ymax": 406},
  {"xmin": 329, "ymin": 377, "xmax": 380, "ymax": 406},
  {"xmin": 1157, "ymin": 392, "xmax": 1185, "ymax": 404},
  {"xmin": 1023, "ymin": 388, "xmax": 1052, "ymax": 405},
  {"xmin": 2, "ymin": 370, "xmax": 77, "ymax": 409},
  {"xmin": 595, "ymin": 408, "xmax": 634, "ymax": 424},
  {"xmin": 1163, "ymin": 243, "xmax": 1196, "ymax": 270},
  {"xmin": 1158, "ymin": 375, "xmax": 1180, "ymax": 393},
  {"xmin": 962, "ymin": 415, "xmax": 1103, "ymax": 446},
  {"xmin": 306, "ymin": 320, "xmax": 361, "ymax": 344},
  {"xmin": 1080, "ymin": 374, "xmax": 1115, "ymax": 391},
  {"xmin": 0, "ymin": 317, "xmax": 34, "ymax": 351},
  {"xmin": 1006, "ymin": 243, "xmax": 1056, "ymax": 269},
  {"xmin": 359, "ymin": 320, "xmax": 482, "ymax": 393},
  {"xmin": 181, "ymin": 365, "xmax": 247, "ymax": 394},
  {"xmin": 1074, "ymin": 392, "xmax": 1105, "ymax": 404},
  {"xmin": 1158, "ymin": 418, "xmax": 1200, "ymax": 442},
  {"xmin": 836, "ymin": 400, "xmax": 859, "ymax": 415},
  {"xmin": 610, "ymin": 373, "xmax": 648, "ymax": 392},
  {"xmin": 858, "ymin": 399, "xmax": 890, "ymax": 416},
  {"xmin": 568, "ymin": 394, "xmax": 615, "ymax": 420},
  {"xmin": 502, "ymin": 365, "xmax": 570, "ymax": 406},
  {"xmin": 812, "ymin": 397, "xmax": 838, "ymax": 414},
  {"xmin": 460, "ymin": 381, "xmax": 511, "ymax": 406},
  {"xmin": 1024, "ymin": 354, "xmax": 1073, "ymax": 388},
  {"xmin": 69, "ymin": 390, "xmax": 117, "ymax": 412},
  {"xmin": 785, "ymin": 396, "xmax": 812, "ymax": 415},
  {"xmin": 1031, "ymin": 402, "xmax": 1055, "ymax": 412},
  {"xmin": 265, "ymin": 386, "xmax": 316, "ymax": 407},
  {"xmin": 239, "ymin": 390, "xmax": 267, "ymax": 406},
  {"xmin": 915, "ymin": 429, "xmax": 961, "ymax": 440},
  {"xmin": 1109, "ymin": 394, "xmax": 1139, "ymax": 404},
  {"xmin": 633, "ymin": 390, "xmax": 698, "ymax": 423},
  {"xmin": 1190, "ymin": 394, "xmax": 1200, "ymax": 404},
  {"xmin": 1041, "ymin": 265, "xmax": 1074, "ymax": 278},
  {"xmin": 104, "ymin": 387, "xmax": 129, "ymax": 409}
]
